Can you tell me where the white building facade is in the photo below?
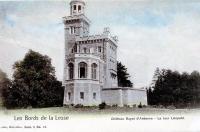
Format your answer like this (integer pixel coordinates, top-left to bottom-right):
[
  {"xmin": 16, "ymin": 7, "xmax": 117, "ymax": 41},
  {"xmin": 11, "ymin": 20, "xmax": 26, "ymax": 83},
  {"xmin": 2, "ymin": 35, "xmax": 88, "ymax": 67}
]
[{"xmin": 63, "ymin": 0, "xmax": 147, "ymax": 106}]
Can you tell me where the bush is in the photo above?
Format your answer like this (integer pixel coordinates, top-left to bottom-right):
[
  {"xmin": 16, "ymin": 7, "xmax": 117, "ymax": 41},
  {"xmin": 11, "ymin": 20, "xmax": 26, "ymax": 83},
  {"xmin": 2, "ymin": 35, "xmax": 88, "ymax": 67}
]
[
  {"xmin": 142, "ymin": 105, "xmax": 147, "ymax": 108},
  {"xmin": 99, "ymin": 102, "xmax": 106, "ymax": 110},
  {"xmin": 138, "ymin": 102, "xmax": 142, "ymax": 108},
  {"xmin": 124, "ymin": 104, "xmax": 130, "ymax": 108},
  {"xmin": 167, "ymin": 105, "xmax": 176, "ymax": 110},
  {"xmin": 112, "ymin": 104, "xmax": 118, "ymax": 107},
  {"xmin": 74, "ymin": 104, "xmax": 83, "ymax": 108},
  {"xmin": 132, "ymin": 104, "xmax": 137, "ymax": 108}
]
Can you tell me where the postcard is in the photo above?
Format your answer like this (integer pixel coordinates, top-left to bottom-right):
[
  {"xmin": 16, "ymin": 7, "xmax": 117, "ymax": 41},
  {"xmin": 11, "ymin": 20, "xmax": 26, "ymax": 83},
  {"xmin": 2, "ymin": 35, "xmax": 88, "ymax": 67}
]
[{"xmin": 0, "ymin": 0, "xmax": 199, "ymax": 132}]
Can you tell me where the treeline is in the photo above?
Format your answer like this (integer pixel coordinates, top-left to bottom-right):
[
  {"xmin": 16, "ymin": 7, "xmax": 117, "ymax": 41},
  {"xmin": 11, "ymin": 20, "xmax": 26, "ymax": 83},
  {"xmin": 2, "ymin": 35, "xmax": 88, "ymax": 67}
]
[
  {"xmin": 147, "ymin": 68, "xmax": 200, "ymax": 108},
  {"xmin": 0, "ymin": 50, "xmax": 64, "ymax": 109}
]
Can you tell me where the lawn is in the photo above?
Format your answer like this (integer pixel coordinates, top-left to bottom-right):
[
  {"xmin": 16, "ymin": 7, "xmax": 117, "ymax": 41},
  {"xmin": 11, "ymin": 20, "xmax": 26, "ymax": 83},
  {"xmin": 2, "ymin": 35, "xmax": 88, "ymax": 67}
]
[{"xmin": 0, "ymin": 106, "xmax": 199, "ymax": 116}]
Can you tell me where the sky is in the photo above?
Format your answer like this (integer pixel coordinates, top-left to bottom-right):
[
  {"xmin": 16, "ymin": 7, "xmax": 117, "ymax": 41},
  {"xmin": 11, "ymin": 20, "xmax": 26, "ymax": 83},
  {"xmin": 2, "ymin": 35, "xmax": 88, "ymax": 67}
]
[{"xmin": 0, "ymin": 0, "xmax": 200, "ymax": 87}]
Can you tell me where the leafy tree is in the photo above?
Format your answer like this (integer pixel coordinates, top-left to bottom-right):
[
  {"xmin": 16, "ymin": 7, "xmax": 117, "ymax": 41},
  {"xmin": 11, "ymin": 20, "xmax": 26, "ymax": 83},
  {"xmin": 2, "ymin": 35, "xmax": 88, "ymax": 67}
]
[
  {"xmin": 4, "ymin": 50, "xmax": 64, "ymax": 108},
  {"xmin": 117, "ymin": 61, "xmax": 133, "ymax": 87},
  {"xmin": 0, "ymin": 69, "xmax": 11, "ymax": 106}
]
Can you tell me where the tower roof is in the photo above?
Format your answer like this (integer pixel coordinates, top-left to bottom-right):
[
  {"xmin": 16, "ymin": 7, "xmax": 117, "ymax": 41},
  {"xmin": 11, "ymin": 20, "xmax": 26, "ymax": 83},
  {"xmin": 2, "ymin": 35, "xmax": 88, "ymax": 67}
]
[{"xmin": 70, "ymin": 0, "xmax": 85, "ymax": 5}]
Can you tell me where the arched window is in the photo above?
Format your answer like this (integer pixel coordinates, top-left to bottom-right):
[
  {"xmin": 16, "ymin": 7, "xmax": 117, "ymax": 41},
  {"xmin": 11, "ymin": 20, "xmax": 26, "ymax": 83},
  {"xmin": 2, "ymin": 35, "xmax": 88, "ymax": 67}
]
[
  {"xmin": 79, "ymin": 62, "xmax": 87, "ymax": 78},
  {"xmin": 78, "ymin": 5, "xmax": 81, "ymax": 12},
  {"xmin": 91, "ymin": 63, "xmax": 97, "ymax": 80},
  {"xmin": 68, "ymin": 63, "xmax": 74, "ymax": 80},
  {"xmin": 73, "ymin": 5, "xmax": 76, "ymax": 10}
]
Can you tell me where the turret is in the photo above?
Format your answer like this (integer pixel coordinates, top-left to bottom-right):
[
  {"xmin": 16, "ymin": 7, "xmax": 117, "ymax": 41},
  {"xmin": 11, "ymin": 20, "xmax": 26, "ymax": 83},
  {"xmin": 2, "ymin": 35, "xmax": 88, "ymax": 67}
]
[
  {"xmin": 63, "ymin": 0, "xmax": 90, "ymax": 39},
  {"xmin": 70, "ymin": 0, "xmax": 85, "ymax": 16}
]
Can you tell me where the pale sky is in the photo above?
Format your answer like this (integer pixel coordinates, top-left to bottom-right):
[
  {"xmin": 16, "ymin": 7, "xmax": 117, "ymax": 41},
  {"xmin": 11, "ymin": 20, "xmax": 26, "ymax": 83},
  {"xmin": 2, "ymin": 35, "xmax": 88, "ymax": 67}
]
[{"xmin": 0, "ymin": 0, "xmax": 200, "ymax": 87}]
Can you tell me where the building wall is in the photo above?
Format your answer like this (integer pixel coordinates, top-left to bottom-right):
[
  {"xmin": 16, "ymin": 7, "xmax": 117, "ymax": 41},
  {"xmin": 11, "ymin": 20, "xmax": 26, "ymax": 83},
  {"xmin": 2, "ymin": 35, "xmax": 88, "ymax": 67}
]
[
  {"xmin": 124, "ymin": 89, "xmax": 147, "ymax": 106},
  {"xmin": 63, "ymin": 83, "xmax": 74, "ymax": 105},
  {"xmin": 102, "ymin": 88, "xmax": 147, "ymax": 107},
  {"xmin": 122, "ymin": 90, "xmax": 129, "ymax": 105},
  {"xmin": 76, "ymin": 83, "xmax": 101, "ymax": 106},
  {"xmin": 64, "ymin": 82, "xmax": 101, "ymax": 106},
  {"xmin": 104, "ymin": 40, "xmax": 118, "ymax": 89},
  {"xmin": 101, "ymin": 89, "xmax": 123, "ymax": 106}
]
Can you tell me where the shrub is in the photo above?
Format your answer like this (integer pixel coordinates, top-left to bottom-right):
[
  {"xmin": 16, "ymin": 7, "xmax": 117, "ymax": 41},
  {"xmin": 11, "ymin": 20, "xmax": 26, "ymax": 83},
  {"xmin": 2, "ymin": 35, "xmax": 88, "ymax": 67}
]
[
  {"xmin": 112, "ymin": 104, "xmax": 118, "ymax": 107},
  {"xmin": 74, "ymin": 104, "xmax": 83, "ymax": 108},
  {"xmin": 99, "ymin": 102, "xmax": 106, "ymax": 110},
  {"xmin": 124, "ymin": 104, "xmax": 130, "ymax": 108},
  {"xmin": 138, "ymin": 102, "xmax": 142, "ymax": 108},
  {"xmin": 132, "ymin": 104, "xmax": 137, "ymax": 108},
  {"xmin": 167, "ymin": 105, "xmax": 176, "ymax": 110},
  {"xmin": 142, "ymin": 105, "xmax": 147, "ymax": 108}
]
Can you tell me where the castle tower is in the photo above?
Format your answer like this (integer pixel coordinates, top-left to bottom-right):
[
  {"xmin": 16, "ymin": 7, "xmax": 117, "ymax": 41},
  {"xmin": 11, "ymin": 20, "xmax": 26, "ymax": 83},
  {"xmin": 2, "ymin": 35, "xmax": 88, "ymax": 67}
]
[{"xmin": 63, "ymin": 0, "xmax": 102, "ymax": 106}]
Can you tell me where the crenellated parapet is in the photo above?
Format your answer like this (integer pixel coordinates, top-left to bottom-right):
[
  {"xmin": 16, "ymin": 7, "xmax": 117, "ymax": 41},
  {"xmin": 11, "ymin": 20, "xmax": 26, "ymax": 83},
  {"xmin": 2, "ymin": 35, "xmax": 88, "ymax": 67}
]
[{"xmin": 75, "ymin": 27, "xmax": 118, "ymax": 46}]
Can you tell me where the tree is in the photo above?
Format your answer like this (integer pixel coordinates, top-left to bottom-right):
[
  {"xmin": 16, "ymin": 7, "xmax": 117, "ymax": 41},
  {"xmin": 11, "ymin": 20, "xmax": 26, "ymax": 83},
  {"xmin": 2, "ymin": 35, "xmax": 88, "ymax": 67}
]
[
  {"xmin": 151, "ymin": 67, "xmax": 160, "ymax": 88},
  {"xmin": 4, "ymin": 50, "xmax": 64, "ymax": 108},
  {"xmin": 148, "ymin": 68, "xmax": 200, "ymax": 108},
  {"xmin": 117, "ymin": 61, "xmax": 133, "ymax": 87},
  {"xmin": 0, "ymin": 69, "xmax": 11, "ymax": 107}
]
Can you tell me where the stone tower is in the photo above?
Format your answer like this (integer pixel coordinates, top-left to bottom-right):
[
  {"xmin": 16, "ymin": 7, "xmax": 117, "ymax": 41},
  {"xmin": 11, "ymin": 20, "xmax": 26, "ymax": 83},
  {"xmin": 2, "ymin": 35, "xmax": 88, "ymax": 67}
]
[{"xmin": 63, "ymin": 0, "xmax": 101, "ymax": 106}]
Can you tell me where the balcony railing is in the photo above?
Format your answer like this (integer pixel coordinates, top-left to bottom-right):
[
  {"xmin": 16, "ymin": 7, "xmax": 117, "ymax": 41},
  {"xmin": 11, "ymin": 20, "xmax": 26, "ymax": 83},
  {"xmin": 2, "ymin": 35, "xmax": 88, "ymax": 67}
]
[{"xmin": 67, "ymin": 53, "xmax": 101, "ymax": 59}]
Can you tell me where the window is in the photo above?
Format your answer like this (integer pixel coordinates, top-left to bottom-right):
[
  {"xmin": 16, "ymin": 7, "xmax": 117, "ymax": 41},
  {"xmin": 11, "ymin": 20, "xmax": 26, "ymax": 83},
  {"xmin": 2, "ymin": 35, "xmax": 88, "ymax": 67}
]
[
  {"xmin": 91, "ymin": 63, "xmax": 97, "ymax": 79},
  {"xmin": 68, "ymin": 63, "xmax": 74, "ymax": 79},
  {"xmin": 93, "ymin": 93, "xmax": 96, "ymax": 100},
  {"xmin": 79, "ymin": 62, "xmax": 87, "ymax": 78},
  {"xmin": 83, "ymin": 48, "xmax": 87, "ymax": 53},
  {"xmin": 78, "ymin": 5, "xmax": 81, "ymax": 12},
  {"xmin": 73, "ymin": 5, "xmax": 76, "ymax": 10},
  {"xmin": 74, "ymin": 44, "xmax": 77, "ymax": 53},
  {"xmin": 74, "ymin": 27, "xmax": 76, "ymax": 34},
  {"xmin": 68, "ymin": 92, "xmax": 71, "ymax": 100},
  {"xmin": 70, "ymin": 26, "xmax": 76, "ymax": 34},
  {"xmin": 70, "ymin": 26, "xmax": 73, "ymax": 34},
  {"xmin": 80, "ymin": 92, "xmax": 84, "ymax": 99},
  {"xmin": 98, "ymin": 46, "xmax": 102, "ymax": 52}
]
